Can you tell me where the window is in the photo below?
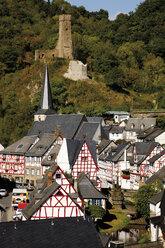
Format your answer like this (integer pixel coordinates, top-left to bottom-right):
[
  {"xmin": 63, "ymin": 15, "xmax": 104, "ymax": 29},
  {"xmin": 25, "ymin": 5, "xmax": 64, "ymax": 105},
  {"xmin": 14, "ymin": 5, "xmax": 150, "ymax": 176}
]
[
  {"xmin": 36, "ymin": 157, "xmax": 40, "ymax": 162},
  {"xmin": 81, "ymin": 157, "xmax": 88, "ymax": 162},
  {"xmin": 56, "ymin": 173, "xmax": 61, "ymax": 179},
  {"xmin": 37, "ymin": 169, "xmax": 40, "ymax": 176},
  {"xmin": 31, "ymin": 169, "xmax": 35, "ymax": 175},
  {"xmin": 3, "ymin": 155, "xmax": 6, "ymax": 161},
  {"xmin": 26, "ymin": 157, "xmax": 30, "ymax": 163},
  {"xmin": 48, "ymin": 155, "xmax": 52, "ymax": 161},
  {"xmin": 81, "ymin": 149, "xmax": 84, "ymax": 154},
  {"xmin": 56, "ymin": 190, "xmax": 63, "ymax": 196},
  {"xmin": 6, "ymin": 164, "xmax": 10, "ymax": 170},
  {"xmin": 14, "ymin": 164, "xmax": 18, "ymax": 171},
  {"xmin": 131, "ymin": 123, "xmax": 135, "ymax": 129},
  {"xmin": 31, "ymin": 157, "xmax": 35, "ymax": 163},
  {"xmin": 26, "ymin": 169, "xmax": 29, "ymax": 175},
  {"xmin": 141, "ymin": 124, "xmax": 145, "ymax": 129}
]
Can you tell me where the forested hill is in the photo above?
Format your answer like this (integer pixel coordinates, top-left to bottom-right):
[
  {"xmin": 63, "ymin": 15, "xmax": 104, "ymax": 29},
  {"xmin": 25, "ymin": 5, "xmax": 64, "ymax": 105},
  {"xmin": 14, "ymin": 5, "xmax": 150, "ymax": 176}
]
[{"xmin": 0, "ymin": 0, "xmax": 165, "ymax": 146}]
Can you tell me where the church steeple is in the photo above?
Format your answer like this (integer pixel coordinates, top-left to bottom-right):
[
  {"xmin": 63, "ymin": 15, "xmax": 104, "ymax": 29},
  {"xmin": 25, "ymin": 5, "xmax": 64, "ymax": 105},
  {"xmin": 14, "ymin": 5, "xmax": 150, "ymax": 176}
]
[
  {"xmin": 34, "ymin": 64, "xmax": 56, "ymax": 122},
  {"xmin": 39, "ymin": 63, "xmax": 53, "ymax": 110}
]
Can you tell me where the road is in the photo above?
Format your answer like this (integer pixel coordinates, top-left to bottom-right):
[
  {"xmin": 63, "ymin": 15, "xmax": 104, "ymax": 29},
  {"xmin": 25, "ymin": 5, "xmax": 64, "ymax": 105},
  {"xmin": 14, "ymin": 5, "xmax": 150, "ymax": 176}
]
[{"xmin": 0, "ymin": 192, "xmax": 14, "ymax": 222}]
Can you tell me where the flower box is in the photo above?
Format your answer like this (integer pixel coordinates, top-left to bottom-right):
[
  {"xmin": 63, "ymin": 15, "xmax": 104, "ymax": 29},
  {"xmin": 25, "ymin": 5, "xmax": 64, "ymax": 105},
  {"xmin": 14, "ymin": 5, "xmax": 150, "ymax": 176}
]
[{"xmin": 121, "ymin": 174, "xmax": 130, "ymax": 179}]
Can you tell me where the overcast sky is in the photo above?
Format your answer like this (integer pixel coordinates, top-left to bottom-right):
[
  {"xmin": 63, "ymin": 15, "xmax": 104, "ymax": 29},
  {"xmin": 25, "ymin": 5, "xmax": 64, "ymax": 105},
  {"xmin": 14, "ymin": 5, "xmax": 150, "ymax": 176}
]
[{"xmin": 65, "ymin": 0, "xmax": 144, "ymax": 20}]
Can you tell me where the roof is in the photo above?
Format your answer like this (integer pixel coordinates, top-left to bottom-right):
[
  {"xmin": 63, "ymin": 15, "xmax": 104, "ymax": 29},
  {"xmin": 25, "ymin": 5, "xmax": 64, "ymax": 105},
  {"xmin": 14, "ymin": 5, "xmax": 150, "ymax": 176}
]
[
  {"xmin": 105, "ymin": 111, "xmax": 130, "ymax": 115},
  {"xmin": 41, "ymin": 144, "xmax": 61, "ymax": 166},
  {"xmin": 106, "ymin": 142, "xmax": 130, "ymax": 162},
  {"xmin": 0, "ymin": 217, "xmax": 103, "ymax": 248},
  {"xmin": 86, "ymin": 116, "xmax": 103, "ymax": 124},
  {"xmin": 125, "ymin": 118, "xmax": 156, "ymax": 131},
  {"xmin": 138, "ymin": 126, "xmax": 164, "ymax": 140},
  {"xmin": 135, "ymin": 142, "xmax": 160, "ymax": 165},
  {"xmin": 148, "ymin": 149, "xmax": 165, "ymax": 163},
  {"xmin": 27, "ymin": 114, "xmax": 87, "ymax": 138},
  {"xmin": 146, "ymin": 166, "xmax": 165, "ymax": 184},
  {"xmin": 25, "ymin": 133, "xmax": 56, "ymax": 157},
  {"xmin": 22, "ymin": 182, "xmax": 60, "ymax": 219},
  {"xmin": 74, "ymin": 122, "xmax": 100, "ymax": 140},
  {"xmin": 98, "ymin": 140, "xmax": 116, "ymax": 155},
  {"xmin": 39, "ymin": 64, "xmax": 54, "ymax": 111},
  {"xmin": 109, "ymin": 125, "xmax": 124, "ymax": 134},
  {"xmin": 0, "ymin": 135, "xmax": 37, "ymax": 155},
  {"xmin": 149, "ymin": 191, "xmax": 163, "ymax": 205},
  {"xmin": 78, "ymin": 173, "xmax": 106, "ymax": 199}
]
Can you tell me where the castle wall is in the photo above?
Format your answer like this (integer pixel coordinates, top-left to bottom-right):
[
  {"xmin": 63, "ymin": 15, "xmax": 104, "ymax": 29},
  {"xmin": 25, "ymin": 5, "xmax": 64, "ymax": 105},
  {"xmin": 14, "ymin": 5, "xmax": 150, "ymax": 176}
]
[{"xmin": 35, "ymin": 15, "xmax": 73, "ymax": 61}]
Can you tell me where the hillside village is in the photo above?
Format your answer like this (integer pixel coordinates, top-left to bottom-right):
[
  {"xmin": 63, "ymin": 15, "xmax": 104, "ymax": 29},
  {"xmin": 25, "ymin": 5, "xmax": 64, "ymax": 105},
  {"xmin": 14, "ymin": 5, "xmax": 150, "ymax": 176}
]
[{"xmin": 0, "ymin": 0, "xmax": 165, "ymax": 247}]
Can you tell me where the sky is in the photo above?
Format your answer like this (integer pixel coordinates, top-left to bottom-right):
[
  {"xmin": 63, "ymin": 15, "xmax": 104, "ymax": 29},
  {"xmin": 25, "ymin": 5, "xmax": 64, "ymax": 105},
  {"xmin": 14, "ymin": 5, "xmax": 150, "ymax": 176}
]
[{"xmin": 65, "ymin": 0, "xmax": 145, "ymax": 20}]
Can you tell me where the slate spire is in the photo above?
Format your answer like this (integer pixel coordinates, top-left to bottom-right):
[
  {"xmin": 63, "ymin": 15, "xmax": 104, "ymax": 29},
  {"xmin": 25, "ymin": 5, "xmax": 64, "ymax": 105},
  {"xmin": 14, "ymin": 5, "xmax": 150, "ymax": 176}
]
[{"xmin": 39, "ymin": 64, "xmax": 53, "ymax": 110}]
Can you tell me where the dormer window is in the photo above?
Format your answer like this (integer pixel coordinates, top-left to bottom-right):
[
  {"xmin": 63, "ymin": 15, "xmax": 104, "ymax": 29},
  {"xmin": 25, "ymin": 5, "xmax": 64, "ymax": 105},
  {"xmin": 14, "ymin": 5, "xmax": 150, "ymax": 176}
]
[
  {"xmin": 131, "ymin": 123, "xmax": 135, "ymax": 129},
  {"xmin": 141, "ymin": 123, "xmax": 145, "ymax": 129},
  {"xmin": 48, "ymin": 155, "xmax": 52, "ymax": 161}
]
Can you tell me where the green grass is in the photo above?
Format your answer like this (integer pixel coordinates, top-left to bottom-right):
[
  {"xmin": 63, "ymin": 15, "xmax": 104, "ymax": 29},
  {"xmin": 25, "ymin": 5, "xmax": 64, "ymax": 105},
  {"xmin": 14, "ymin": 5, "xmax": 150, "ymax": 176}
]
[{"xmin": 101, "ymin": 209, "xmax": 131, "ymax": 234}]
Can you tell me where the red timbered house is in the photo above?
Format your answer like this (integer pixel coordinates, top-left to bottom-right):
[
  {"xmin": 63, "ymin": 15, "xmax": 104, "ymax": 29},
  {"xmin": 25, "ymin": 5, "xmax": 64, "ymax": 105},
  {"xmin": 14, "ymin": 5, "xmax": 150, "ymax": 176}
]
[
  {"xmin": 22, "ymin": 166, "xmax": 84, "ymax": 220},
  {"xmin": 131, "ymin": 142, "xmax": 164, "ymax": 189},
  {"xmin": 0, "ymin": 136, "xmax": 38, "ymax": 183},
  {"xmin": 98, "ymin": 142, "xmax": 134, "ymax": 189},
  {"xmin": 57, "ymin": 139, "xmax": 101, "ymax": 189}
]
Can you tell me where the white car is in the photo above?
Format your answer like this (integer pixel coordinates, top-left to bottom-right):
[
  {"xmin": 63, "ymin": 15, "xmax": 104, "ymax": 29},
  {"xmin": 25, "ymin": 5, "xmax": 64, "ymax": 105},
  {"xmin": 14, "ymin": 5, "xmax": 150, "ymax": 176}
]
[
  {"xmin": 0, "ymin": 189, "xmax": 7, "ymax": 197},
  {"xmin": 13, "ymin": 209, "xmax": 23, "ymax": 221}
]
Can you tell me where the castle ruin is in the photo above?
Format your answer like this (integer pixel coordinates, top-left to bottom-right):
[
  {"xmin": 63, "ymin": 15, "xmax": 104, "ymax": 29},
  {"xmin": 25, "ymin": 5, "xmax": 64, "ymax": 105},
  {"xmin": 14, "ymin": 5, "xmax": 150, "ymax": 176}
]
[{"xmin": 35, "ymin": 15, "xmax": 73, "ymax": 61}]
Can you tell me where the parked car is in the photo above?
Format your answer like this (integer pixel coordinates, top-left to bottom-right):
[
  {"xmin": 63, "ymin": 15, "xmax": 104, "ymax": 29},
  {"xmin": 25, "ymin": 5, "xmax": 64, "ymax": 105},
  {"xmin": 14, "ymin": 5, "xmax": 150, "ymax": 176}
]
[
  {"xmin": 0, "ymin": 189, "xmax": 7, "ymax": 197},
  {"xmin": 12, "ymin": 209, "xmax": 23, "ymax": 221}
]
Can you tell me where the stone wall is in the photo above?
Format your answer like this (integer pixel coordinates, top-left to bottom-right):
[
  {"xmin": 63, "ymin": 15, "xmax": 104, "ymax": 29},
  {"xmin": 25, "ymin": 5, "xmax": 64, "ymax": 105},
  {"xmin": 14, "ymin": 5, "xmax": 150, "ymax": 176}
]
[
  {"xmin": 64, "ymin": 60, "xmax": 89, "ymax": 81},
  {"xmin": 35, "ymin": 15, "xmax": 73, "ymax": 61}
]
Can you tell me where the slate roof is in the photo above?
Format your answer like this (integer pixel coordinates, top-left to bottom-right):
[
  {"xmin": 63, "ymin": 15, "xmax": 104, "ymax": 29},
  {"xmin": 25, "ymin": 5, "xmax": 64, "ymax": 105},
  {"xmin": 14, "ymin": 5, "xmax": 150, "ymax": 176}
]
[
  {"xmin": 135, "ymin": 142, "xmax": 159, "ymax": 165},
  {"xmin": 66, "ymin": 139, "xmax": 97, "ymax": 167},
  {"xmin": 78, "ymin": 172, "xmax": 106, "ymax": 199},
  {"xmin": 105, "ymin": 111, "xmax": 130, "ymax": 115},
  {"xmin": 25, "ymin": 133, "xmax": 56, "ymax": 157},
  {"xmin": 98, "ymin": 140, "xmax": 116, "ymax": 155},
  {"xmin": 125, "ymin": 118, "xmax": 156, "ymax": 131},
  {"xmin": 39, "ymin": 64, "xmax": 53, "ymax": 111},
  {"xmin": 138, "ymin": 126, "xmax": 164, "ymax": 140},
  {"xmin": 0, "ymin": 217, "xmax": 103, "ymax": 248},
  {"xmin": 106, "ymin": 142, "xmax": 131, "ymax": 162},
  {"xmin": 87, "ymin": 116, "xmax": 103, "ymax": 124},
  {"xmin": 149, "ymin": 191, "xmax": 163, "ymax": 205},
  {"xmin": 41, "ymin": 144, "xmax": 61, "ymax": 166},
  {"xmin": 109, "ymin": 125, "xmax": 124, "ymax": 134},
  {"xmin": 145, "ymin": 166, "xmax": 165, "ymax": 184},
  {"xmin": 28, "ymin": 114, "xmax": 87, "ymax": 138},
  {"xmin": 22, "ymin": 181, "xmax": 60, "ymax": 219},
  {"xmin": 148, "ymin": 150, "xmax": 165, "ymax": 164},
  {"xmin": 0, "ymin": 135, "xmax": 37, "ymax": 155},
  {"xmin": 74, "ymin": 122, "xmax": 100, "ymax": 140}
]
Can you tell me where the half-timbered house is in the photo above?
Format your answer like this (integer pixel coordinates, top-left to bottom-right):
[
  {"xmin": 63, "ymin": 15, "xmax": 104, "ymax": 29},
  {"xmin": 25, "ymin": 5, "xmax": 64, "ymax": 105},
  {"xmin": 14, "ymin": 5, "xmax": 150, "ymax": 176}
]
[
  {"xmin": 57, "ymin": 138, "xmax": 99, "ymax": 180},
  {"xmin": 0, "ymin": 135, "xmax": 38, "ymax": 183},
  {"xmin": 77, "ymin": 172, "xmax": 106, "ymax": 209},
  {"xmin": 131, "ymin": 142, "xmax": 164, "ymax": 189},
  {"xmin": 22, "ymin": 166, "xmax": 84, "ymax": 220}
]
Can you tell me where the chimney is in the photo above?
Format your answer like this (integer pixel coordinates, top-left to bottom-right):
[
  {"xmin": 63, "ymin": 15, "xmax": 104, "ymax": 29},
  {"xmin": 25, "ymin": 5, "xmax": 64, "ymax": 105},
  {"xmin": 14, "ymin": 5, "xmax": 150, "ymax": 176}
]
[
  {"xmin": 47, "ymin": 171, "xmax": 53, "ymax": 186},
  {"xmin": 74, "ymin": 179, "xmax": 78, "ymax": 192}
]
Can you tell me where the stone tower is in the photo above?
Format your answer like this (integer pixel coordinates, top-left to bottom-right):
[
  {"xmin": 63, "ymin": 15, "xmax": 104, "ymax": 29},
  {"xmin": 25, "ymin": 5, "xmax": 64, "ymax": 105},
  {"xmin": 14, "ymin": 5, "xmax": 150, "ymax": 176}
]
[
  {"xmin": 55, "ymin": 15, "xmax": 73, "ymax": 59},
  {"xmin": 35, "ymin": 15, "xmax": 73, "ymax": 61}
]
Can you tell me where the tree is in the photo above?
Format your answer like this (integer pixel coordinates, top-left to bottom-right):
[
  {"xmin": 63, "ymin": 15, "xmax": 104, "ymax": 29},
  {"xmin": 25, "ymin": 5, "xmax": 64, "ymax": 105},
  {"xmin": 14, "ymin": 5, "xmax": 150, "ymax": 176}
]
[
  {"xmin": 133, "ymin": 180, "xmax": 163, "ymax": 219},
  {"xmin": 88, "ymin": 205, "xmax": 106, "ymax": 219}
]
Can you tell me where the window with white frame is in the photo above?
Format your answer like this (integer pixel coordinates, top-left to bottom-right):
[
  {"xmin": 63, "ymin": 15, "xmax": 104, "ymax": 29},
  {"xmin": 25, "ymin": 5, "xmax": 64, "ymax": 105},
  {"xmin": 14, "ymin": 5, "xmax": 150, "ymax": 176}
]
[
  {"xmin": 14, "ymin": 164, "xmax": 18, "ymax": 171},
  {"xmin": 31, "ymin": 169, "xmax": 35, "ymax": 175},
  {"xmin": 36, "ymin": 157, "xmax": 40, "ymax": 163},
  {"xmin": 26, "ymin": 168, "xmax": 29, "ymax": 175},
  {"xmin": 81, "ymin": 157, "xmax": 88, "ymax": 162},
  {"xmin": 37, "ymin": 169, "xmax": 40, "ymax": 176},
  {"xmin": 26, "ymin": 157, "xmax": 30, "ymax": 163}
]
